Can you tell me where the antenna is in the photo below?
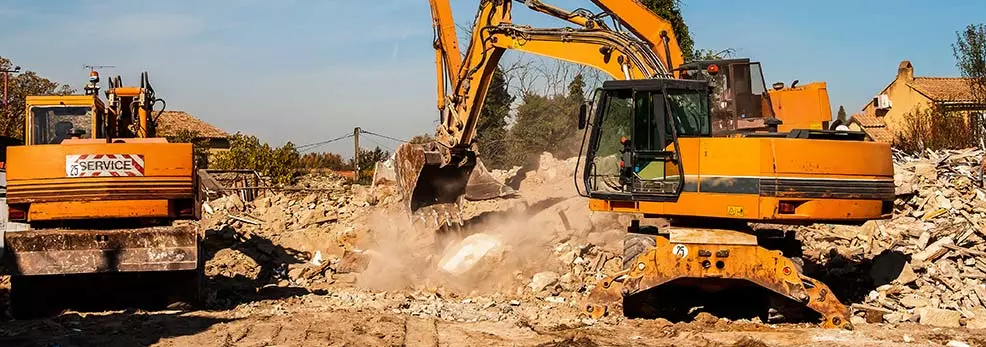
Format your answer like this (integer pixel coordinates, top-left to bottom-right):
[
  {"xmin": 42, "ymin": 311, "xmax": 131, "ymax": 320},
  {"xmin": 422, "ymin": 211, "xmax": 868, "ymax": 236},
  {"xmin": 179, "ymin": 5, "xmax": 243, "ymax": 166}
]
[
  {"xmin": 83, "ymin": 64, "xmax": 115, "ymax": 72},
  {"xmin": 82, "ymin": 65, "xmax": 115, "ymax": 95}
]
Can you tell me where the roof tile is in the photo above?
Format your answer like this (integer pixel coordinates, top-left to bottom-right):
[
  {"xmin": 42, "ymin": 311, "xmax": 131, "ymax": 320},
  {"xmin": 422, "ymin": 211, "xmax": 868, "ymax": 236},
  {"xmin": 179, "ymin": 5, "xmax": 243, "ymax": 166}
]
[
  {"xmin": 851, "ymin": 114, "xmax": 885, "ymax": 128},
  {"xmin": 908, "ymin": 77, "xmax": 979, "ymax": 102},
  {"xmin": 155, "ymin": 111, "xmax": 227, "ymax": 139}
]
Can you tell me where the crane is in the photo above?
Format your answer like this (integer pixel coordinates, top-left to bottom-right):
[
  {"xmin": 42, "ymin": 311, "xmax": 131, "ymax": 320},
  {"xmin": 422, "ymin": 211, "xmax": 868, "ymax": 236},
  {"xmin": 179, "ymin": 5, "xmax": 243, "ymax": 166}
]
[{"xmin": 396, "ymin": 0, "xmax": 894, "ymax": 329}]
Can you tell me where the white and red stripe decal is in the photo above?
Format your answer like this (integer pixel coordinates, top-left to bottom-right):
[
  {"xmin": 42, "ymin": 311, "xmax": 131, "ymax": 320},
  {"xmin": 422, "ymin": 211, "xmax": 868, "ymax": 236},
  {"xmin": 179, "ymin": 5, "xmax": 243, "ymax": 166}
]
[{"xmin": 65, "ymin": 154, "xmax": 146, "ymax": 177}]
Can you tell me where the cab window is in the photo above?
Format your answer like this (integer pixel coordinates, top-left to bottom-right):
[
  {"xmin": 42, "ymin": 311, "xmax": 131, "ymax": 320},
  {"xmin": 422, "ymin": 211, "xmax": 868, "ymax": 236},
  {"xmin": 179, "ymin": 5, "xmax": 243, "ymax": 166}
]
[{"xmin": 31, "ymin": 106, "xmax": 93, "ymax": 145}]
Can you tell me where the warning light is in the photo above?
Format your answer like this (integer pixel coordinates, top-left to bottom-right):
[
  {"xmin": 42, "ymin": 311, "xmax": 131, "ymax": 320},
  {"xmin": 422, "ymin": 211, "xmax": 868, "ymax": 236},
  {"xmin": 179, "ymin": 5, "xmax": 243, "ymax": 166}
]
[{"xmin": 707, "ymin": 64, "xmax": 720, "ymax": 75}]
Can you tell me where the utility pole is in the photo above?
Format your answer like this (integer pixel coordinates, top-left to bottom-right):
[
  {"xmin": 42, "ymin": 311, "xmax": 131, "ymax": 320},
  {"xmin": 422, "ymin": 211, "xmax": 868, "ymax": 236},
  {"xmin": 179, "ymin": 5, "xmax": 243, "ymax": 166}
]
[
  {"xmin": 353, "ymin": 127, "xmax": 361, "ymax": 182},
  {"xmin": 2, "ymin": 65, "xmax": 21, "ymax": 106}
]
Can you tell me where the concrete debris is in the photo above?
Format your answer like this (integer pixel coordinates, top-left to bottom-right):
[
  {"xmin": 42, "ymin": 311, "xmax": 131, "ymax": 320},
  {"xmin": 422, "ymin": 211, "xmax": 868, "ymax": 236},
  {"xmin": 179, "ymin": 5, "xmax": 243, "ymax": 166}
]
[
  {"xmin": 946, "ymin": 341, "xmax": 970, "ymax": 347},
  {"xmin": 529, "ymin": 272, "xmax": 560, "ymax": 293},
  {"xmin": 788, "ymin": 148, "xmax": 986, "ymax": 328},
  {"xmin": 919, "ymin": 307, "xmax": 963, "ymax": 328}
]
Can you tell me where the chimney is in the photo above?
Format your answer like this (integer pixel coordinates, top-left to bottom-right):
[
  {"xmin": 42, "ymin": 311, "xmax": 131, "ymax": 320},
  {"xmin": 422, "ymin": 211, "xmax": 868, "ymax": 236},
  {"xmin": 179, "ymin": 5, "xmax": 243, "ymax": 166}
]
[{"xmin": 897, "ymin": 60, "xmax": 914, "ymax": 81}]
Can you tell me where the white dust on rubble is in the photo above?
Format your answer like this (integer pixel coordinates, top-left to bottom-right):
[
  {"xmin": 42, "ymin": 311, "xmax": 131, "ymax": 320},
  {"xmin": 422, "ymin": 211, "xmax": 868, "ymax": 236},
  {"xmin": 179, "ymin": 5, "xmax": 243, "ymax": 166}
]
[{"xmin": 355, "ymin": 152, "xmax": 626, "ymax": 299}]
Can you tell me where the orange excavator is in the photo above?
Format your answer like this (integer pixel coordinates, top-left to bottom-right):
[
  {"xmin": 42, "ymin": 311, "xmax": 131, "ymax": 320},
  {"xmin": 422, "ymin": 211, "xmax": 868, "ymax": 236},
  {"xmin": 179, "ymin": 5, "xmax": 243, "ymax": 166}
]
[
  {"xmin": 397, "ymin": 0, "xmax": 893, "ymax": 329},
  {"xmin": 1, "ymin": 71, "xmax": 201, "ymax": 317}
]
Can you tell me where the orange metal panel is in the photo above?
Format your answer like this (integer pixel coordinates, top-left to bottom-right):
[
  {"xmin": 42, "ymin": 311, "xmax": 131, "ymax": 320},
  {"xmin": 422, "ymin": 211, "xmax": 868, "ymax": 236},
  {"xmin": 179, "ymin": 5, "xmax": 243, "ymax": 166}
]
[
  {"xmin": 28, "ymin": 200, "xmax": 173, "ymax": 221},
  {"xmin": 6, "ymin": 142, "xmax": 193, "ymax": 180},
  {"xmin": 766, "ymin": 138, "xmax": 893, "ymax": 177}
]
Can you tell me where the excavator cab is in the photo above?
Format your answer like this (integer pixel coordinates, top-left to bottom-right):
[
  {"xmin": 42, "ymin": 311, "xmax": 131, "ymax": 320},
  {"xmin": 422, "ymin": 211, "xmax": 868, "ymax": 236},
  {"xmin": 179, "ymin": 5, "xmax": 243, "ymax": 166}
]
[
  {"xmin": 579, "ymin": 78, "xmax": 710, "ymax": 202},
  {"xmin": 676, "ymin": 58, "xmax": 833, "ymax": 134}
]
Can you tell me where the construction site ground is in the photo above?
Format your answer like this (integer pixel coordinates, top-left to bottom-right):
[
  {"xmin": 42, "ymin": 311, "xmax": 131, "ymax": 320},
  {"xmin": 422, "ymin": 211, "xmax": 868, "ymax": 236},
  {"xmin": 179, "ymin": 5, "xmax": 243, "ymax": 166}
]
[{"xmin": 1, "ymin": 151, "xmax": 985, "ymax": 347}]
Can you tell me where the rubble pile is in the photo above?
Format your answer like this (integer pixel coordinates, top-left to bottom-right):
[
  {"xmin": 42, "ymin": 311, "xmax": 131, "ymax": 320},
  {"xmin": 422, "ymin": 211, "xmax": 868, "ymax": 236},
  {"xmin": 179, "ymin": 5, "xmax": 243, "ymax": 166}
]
[
  {"xmin": 797, "ymin": 148, "xmax": 986, "ymax": 328},
  {"xmin": 199, "ymin": 173, "xmax": 399, "ymax": 298}
]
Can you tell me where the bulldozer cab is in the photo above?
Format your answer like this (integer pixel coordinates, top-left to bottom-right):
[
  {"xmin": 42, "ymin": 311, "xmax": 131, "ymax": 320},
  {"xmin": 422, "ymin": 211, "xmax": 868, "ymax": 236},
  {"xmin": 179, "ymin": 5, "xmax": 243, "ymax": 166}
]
[
  {"xmin": 579, "ymin": 78, "xmax": 710, "ymax": 202},
  {"xmin": 25, "ymin": 96, "xmax": 103, "ymax": 145},
  {"xmin": 676, "ymin": 58, "xmax": 775, "ymax": 135},
  {"xmin": 24, "ymin": 72, "xmax": 162, "ymax": 146}
]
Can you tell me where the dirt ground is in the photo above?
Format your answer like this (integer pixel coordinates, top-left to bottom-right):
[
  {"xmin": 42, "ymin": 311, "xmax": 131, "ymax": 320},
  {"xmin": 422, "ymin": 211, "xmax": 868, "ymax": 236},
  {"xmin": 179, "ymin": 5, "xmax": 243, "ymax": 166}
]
[
  {"xmin": 2, "ymin": 153, "xmax": 986, "ymax": 346},
  {"xmin": 0, "ymin": 293, "xmax": 983, "ymax": 347}
]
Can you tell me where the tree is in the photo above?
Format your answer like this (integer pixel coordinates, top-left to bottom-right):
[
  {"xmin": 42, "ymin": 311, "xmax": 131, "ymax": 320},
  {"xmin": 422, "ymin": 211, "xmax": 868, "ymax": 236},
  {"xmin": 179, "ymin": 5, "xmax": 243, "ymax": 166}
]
[
  {"xmin": 642, "ymin": 0, "xmax": 695, "ymax": 62},
  {"xmin": 1, "ymin": 56, "xmax": 75, "ymax": 140},
  {"xmin": 299, "ymin": 152, "xmax": 346, "ymax": 170},
  {"xmin": 568, "ymin": 73, "xmax": 586, "ymax": 104},
  {"xmin": 211, "ymin": 133, "xmax": 302, "ymax": 186},
  {"xmin": 409, "ymin": 133, "xmax": 434, "ymax": 144},
  {"xmin": 475, "ymin": 66, "xmax": 515, "ymax": 168},
  {"xmin": 953, "ymin": 24, "xmax": 986, "ymax": 105},
  {"xmin": 837, "ymin": 105, "xmax": 848, "ymax": 124}
]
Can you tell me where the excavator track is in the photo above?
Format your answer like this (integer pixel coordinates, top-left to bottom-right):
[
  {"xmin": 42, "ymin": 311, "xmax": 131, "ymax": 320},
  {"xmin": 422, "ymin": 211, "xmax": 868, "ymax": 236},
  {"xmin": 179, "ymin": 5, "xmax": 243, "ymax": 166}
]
[{"xmin": 583, "ymin": 225, "xmax": 852, "ymax": 330}]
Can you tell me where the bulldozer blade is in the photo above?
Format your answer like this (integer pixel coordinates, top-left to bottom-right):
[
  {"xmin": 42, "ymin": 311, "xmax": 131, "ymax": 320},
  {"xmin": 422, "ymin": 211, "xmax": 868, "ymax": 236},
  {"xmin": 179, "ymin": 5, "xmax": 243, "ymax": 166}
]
[
  {"xmin": 394, "ymin": 142, "xmax": 473, "ymax": 212},
  {"xmin": 464, "ymin": 157, "xmax": 516, "ymax": 201}
]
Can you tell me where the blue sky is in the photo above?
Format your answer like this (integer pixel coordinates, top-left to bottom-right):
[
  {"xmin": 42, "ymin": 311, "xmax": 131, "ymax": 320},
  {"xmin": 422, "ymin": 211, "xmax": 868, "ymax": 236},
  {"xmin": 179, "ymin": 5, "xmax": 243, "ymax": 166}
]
[{"xmin": 1, "ymin": 0, "xmax": 983, "ymax": 156}]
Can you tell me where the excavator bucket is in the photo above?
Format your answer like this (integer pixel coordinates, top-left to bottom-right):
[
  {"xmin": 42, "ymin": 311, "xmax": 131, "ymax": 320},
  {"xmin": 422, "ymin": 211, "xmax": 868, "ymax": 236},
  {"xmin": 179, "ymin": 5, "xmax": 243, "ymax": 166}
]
[{"xmin": 394, "ymin": 142, "xmax": 515, "ymax": 213}]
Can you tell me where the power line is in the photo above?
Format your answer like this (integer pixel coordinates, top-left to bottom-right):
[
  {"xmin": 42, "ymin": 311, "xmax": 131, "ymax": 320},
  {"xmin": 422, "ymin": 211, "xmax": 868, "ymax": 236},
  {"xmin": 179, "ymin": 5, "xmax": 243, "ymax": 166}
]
[
  {"xmin": 359, "ymin": 129, "xmax": 410, "ymax": 144},
  {"xmin": 363, "ymin": 137, "xmax": 394, "ymax": 152},
  {"xmin": 297, "ymin": 133, "xmax": 354, "ymax": 152}
]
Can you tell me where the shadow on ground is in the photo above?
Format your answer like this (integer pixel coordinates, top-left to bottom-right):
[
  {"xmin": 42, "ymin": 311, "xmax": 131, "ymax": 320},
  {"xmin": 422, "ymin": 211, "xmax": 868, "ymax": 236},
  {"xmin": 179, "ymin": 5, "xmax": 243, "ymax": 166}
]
[
  {"xmin": 622, "ymin": 226, "xmax": 898, "ymax": 325},
  {"xmin": 0, "ymin": 223, "xmax": 314, "ymax": 346},
  {"xmin": 201, "ymin": 223, "xmax": 313, "ymax": 310}
]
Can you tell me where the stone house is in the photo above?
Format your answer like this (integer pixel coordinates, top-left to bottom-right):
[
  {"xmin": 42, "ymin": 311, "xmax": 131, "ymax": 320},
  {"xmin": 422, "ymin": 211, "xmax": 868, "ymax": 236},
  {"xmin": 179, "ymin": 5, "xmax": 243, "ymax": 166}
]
[{"xmin": 848, "ymin": 60, "xmax": 986, "ymax": 142}]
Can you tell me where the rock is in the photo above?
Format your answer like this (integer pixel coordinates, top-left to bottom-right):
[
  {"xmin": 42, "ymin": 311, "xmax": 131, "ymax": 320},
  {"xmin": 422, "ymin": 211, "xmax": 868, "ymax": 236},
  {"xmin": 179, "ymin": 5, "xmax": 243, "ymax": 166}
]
[
  {"xmin": 545, "ymin": 296, "xmax": 565, "ymax": 304},
  {"xmin": 903, "ymin": 335, "xmax": 914, "ymax": 343},
  {"xmin": 288, "ymin": 265, "xmax": 307, "ymax": 280},
  {"xmin": 693, "ymin": 312, "xmax": 718, "ymax": 325},
  {"xmin": 899, "ymin": 294, "xmax": 930, "ymax": 309},
  {"xmin": 301, "ymin": 194, "xmax": 318, "ymax": 206},
  {"xmin": 336, "ymin": 250, "xmax": 370, "ymax": 274},
  {"xmin": 914, "ymin": 163, "xmax": 937, "ymax": 181},
  {"xmin": 916, "ymin": 231, "xmax": 931, "ymax": 249},
  {"xmin": 967, "ymin": 316, "xmax": 986, "ymax": 329},
  {"xmin": 913, "ymin": 237, "xmax": 954, "ymax": 262},
  {"xmin": 894, "ymin": 262, "xmax": 918, "ymax": 286},
  {"xmin": 919, "ymin": 308, "xmax": 962, "ymax": 328},
  {"xmin": 852, "ymin": 303, "xmax": 891, "ymax": 324},
  {"xmin": 850, "ymin": 316, "xmax": 867, "ymax": 326},
  {"xmin": 884, "ymin": 312, "xmax": 903, "ymax": 324},
  {"xmin": 509, "ymin": 300, "xmax": 521, "ymax": 306},
  {"xmin": 437, "ymin": 234, "xmax": 504, "ymax": 276},
  {"xmin": 946, "ymin": 341, "xmax": 969, "ymax": 347},
  {"xmin": 529, "ymin": 271, "xmax": 560, "ymax": 293},
  {"xmin": 228, "ymin": 194, "xmax": 245, "ymax": 211}
]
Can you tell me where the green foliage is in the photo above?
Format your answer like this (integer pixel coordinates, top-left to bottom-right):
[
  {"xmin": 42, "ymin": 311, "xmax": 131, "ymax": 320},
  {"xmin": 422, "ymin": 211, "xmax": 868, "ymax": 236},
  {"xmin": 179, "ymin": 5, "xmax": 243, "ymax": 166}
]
[
  {"xmin": 693, "ymin": 48, "xmax": 736, "ymax": 61},
  {"xmin": 503, "ymin": 76, "xmax": 584, "ymax": 166},
  {"xmin": 568, "ymin": 73, "xmax": 586, "ymax": 104},
  {"xmin": 893, "ymin": 106, "xmax": 979, "ymax": 153},
  {"xmin": 837, "ymin": 106, "xmax": 848, "ymax": 123},
  {"xmin": 953, "ymin": 23, "xmax": 986, "ymax": 104},
  {"xmin": 475, "ymin": 66, "xmax": 515, "ymax": 168},
  {"xmin": 165, "ymin": 129, "xmax": 210, "ymax": 169},
  {"xmin": 641, "ymin": 0, "xmax": 695, "ymax": 62},
  {"xmin": 409, "ymin": 133, "xmax": 434, "ymax": 144},
  {"xmin": 350, "ymin": 146, "xmax": 390, "ymax": 184},
  {"xmin": 211, "ymin": 133, "xmax": 301, "ymax": 186},
  {"xmin": 1, "ymin": 56, "xmax": 75, "ymax": 140},
  {"xmin": 299, "ymin": 152, "xmax": 345, "ymax": 170}
]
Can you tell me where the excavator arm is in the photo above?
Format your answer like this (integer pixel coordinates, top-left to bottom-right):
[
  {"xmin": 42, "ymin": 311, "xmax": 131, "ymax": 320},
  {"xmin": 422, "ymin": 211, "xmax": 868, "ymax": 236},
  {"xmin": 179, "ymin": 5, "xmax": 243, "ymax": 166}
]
[{"xmin": 398, "ymin": 0, "xmax": 672, "ymax": 214}]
